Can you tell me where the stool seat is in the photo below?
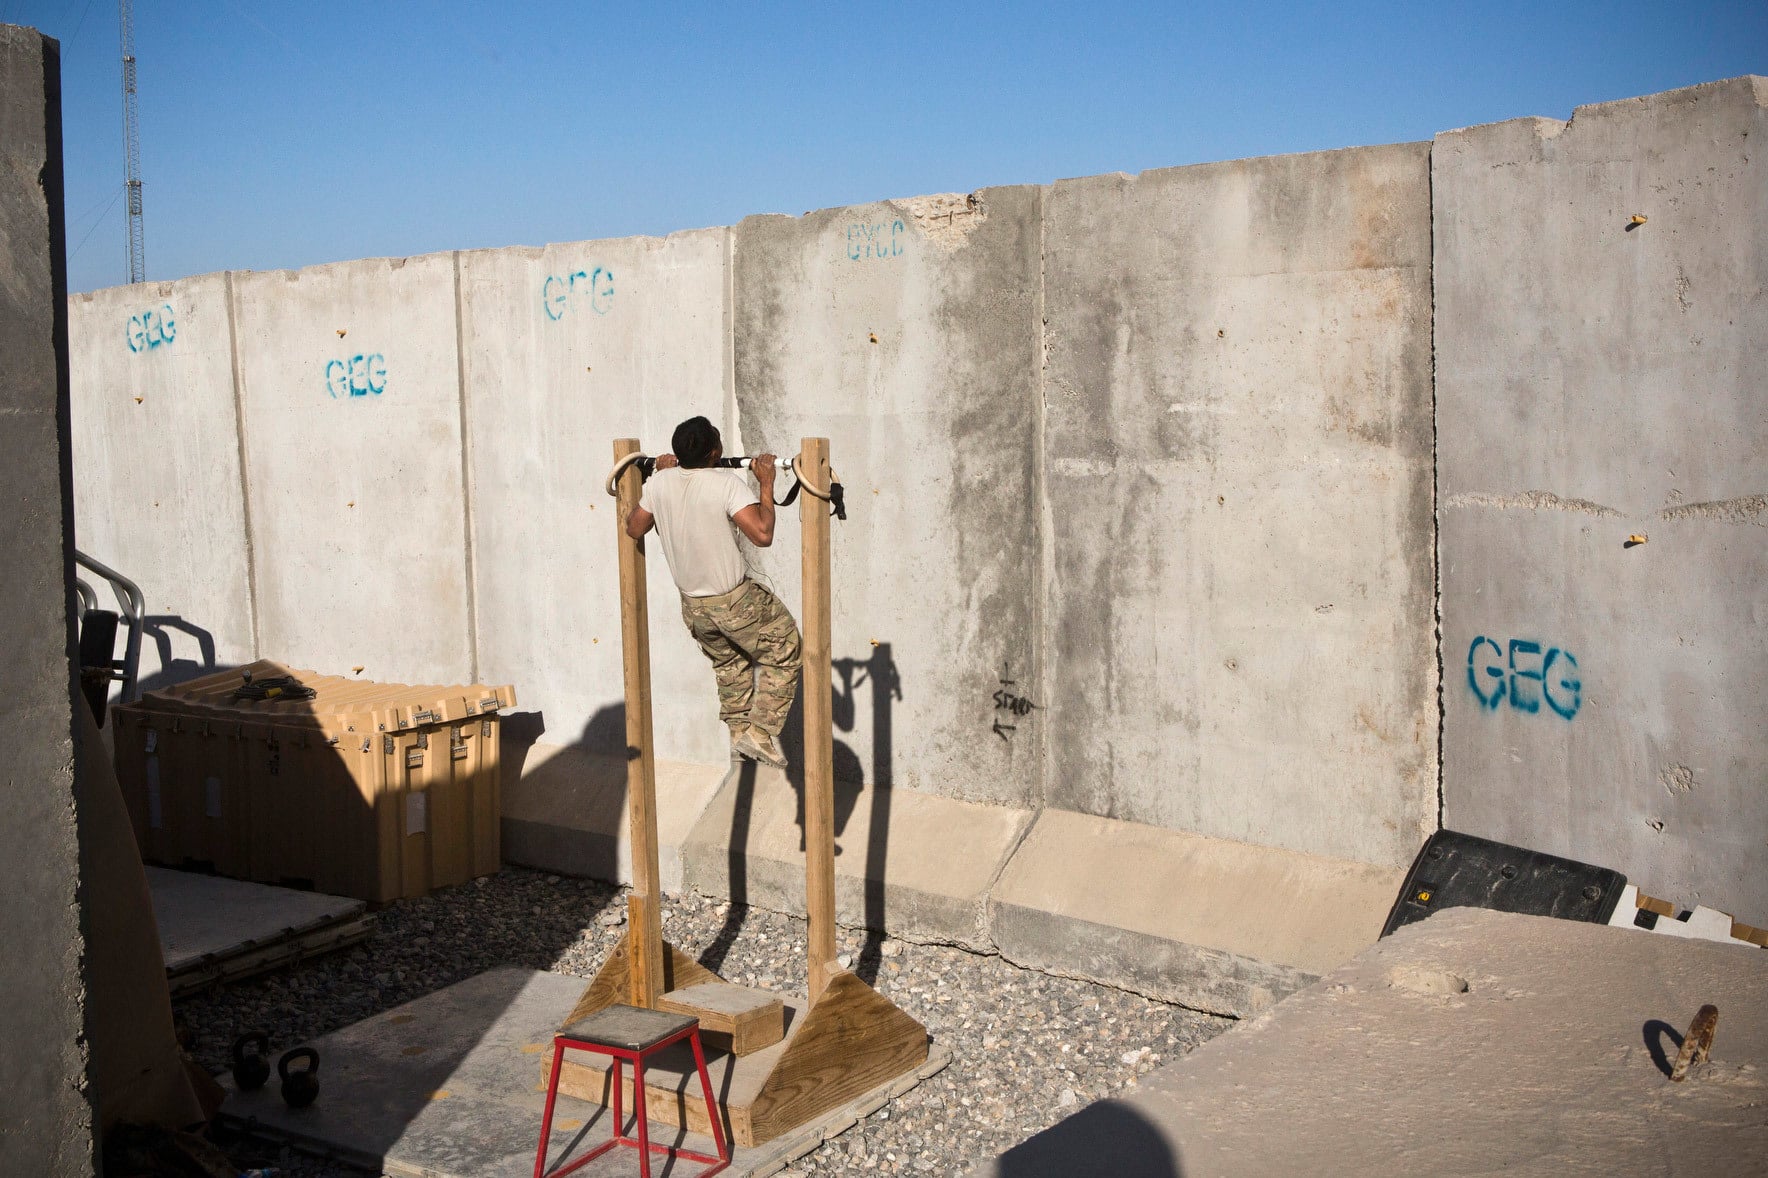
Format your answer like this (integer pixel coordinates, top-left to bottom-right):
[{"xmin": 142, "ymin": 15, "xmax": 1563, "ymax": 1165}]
[{"xmin": 559, "ymin": 1003, "xmax": 699, "ymax": 1052}]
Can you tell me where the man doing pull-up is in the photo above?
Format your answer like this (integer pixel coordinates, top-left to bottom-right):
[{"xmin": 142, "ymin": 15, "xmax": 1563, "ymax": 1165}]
[{"xmin": 624, "ymin": 416, "xmax": 801, "ymax": 769}]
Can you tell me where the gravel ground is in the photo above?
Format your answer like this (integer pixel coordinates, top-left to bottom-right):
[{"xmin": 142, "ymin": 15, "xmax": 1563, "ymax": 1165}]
[{"xmin": 179, "ymin": 867, "xmax": 1233, "ymax": 1176}]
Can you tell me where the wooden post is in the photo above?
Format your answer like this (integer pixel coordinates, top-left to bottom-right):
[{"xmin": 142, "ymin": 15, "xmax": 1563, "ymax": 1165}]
[
  {"xmin": 614, "ymin": 438, "xmax": 664, "ymax": 1007},
  {"xmin": 800, "ymin": 438, "xmax": 839, "ymax": 1002}
]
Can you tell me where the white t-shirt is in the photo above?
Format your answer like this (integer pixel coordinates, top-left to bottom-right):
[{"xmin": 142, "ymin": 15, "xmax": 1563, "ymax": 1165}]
[{"xmin": 638, "ymin": 467, "xmax": 759, "ymax": 597}]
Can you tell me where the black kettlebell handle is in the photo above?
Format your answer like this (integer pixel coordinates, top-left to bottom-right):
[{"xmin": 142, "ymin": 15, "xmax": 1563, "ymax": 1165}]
[
  {"xmin": 279, "ymin": 1046, "xmax": 319, "ymax": 1080},
  {"xmin": 233, "ymin": 1032, "xmax": 268, "ymax": 1063}
]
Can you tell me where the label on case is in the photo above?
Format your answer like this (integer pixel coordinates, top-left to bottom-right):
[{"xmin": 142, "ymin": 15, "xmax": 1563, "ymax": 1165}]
[
  {"xmin": 406, "ymin": 790, "xmax": 427, "ymax": 836},
  {"xmin": 146, "ymin": 756, "xmax": 162, "ymax": 829},
  {"xmin": 205, "ymin": 776, "xmax": 223, "ymax": 819}
]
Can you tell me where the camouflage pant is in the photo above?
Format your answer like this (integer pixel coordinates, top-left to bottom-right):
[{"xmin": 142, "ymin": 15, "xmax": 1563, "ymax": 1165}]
[{"xmin": 680, "ymin": 579, "xmax": 802, "ymax": 736}]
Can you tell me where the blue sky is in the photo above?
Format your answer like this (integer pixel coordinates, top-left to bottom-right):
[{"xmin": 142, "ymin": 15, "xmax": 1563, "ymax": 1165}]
[{"xmin": 11, "ymin": 1, "xmax": 1765, "ymax": 293}]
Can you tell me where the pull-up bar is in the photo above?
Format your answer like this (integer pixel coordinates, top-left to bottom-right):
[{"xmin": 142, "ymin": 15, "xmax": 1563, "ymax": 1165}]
[
  {"xmin": 604, "ymin": 451, "xmax": 845, "ymax": 516},
  {"xmin": 557, "ymin": 438, "xmax": 928, "ymax": 1150},
  {"xmin": 608, "ymin": 436, "xmax": 845, "ymax": 1006}
]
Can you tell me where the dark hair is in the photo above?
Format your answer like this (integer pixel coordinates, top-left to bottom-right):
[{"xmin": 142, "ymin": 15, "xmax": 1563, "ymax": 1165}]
[{"xmin": 671, "ymin": 416, "xmax": 721, "ymax": 468}]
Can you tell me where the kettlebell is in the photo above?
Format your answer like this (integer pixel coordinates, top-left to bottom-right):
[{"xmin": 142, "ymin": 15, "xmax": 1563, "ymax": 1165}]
[
  {"xmin": 278, "ymin": 1046, "xmax": 320, "ymax": 1109},
  {"xmin": 231, "ymin": 1032, "xmax": 270, "ymax": 1091}
]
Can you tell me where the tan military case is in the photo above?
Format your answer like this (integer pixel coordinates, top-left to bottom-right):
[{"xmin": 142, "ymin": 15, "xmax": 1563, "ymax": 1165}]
[{"xmin": 111, "ymin": 660, "xmax": 515, "ymax": 902}]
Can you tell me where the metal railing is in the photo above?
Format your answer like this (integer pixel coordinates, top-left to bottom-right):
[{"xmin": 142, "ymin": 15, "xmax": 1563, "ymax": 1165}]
[{"xmin": 73, "ymin": 550, "xmax": 145, "ymax": 704}]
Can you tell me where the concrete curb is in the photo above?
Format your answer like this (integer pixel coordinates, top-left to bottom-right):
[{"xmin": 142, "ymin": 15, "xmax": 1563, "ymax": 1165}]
[{"xmin": 503, "ymin": 757, "xmax": 1406, "ymax": 1018}]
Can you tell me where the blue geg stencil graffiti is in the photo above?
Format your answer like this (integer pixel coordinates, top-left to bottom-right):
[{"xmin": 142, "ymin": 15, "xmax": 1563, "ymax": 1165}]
[
  {"xmin": 126, "ymin": 304, "xmax": 176, "ymax": 352},
  {"xmin": 542, "ymin": 266, "xmax": 614, "ymax": 321},
  {"xmin": 325, "ymin": 353, "xmax": 387, "ymax": 398},
  {"xmin": 847, "ymin": 220, "xmax": 905, "ymax": 260},
  {"xmin": 1467, "ymin": 636, "xmax": 1581, "ymax": 719}
]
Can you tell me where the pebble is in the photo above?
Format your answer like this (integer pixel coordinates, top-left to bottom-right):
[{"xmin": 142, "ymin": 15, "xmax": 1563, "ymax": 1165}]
[{"xmin": 176, "ymin": 867, "xmax": 1231, "ymax": 1176}]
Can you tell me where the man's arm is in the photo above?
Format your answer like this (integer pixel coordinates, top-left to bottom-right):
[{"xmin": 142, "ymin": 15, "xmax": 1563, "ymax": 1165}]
[
  {"xmin": 731, "ymin": 453, "xmax": 777, "ymax": 547},
  {"xmin": 624, "ymin": 452, "xmax": 674, "ymax": 540}
]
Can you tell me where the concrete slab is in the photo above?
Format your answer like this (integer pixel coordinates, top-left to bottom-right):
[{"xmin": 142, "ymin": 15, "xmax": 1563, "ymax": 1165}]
[
  {"xmin": 1435, "ymin": 76, "xmax": 1768, "ymax": 920},
  {"xmin": 732, "ymin": 187, "xmax": 1046, "ymax": 810},
  {"xmin": 220, "ymin": 967, "xmax": 946, "ymax": 1177},
  {"xmin": 988, "ymin": 809, "xmax": 1406, "ymax": 1016},
  {"xmin": 1041, "ymin": 144, "xmax": 1438, "ymax": 868},
  {"xmin": 230, "ymin": 252, "xmax": 472, "ymax": 685},
  {"xmin": 68, "ymin": 271, "xmax": 256, "ymax": 692},
  {"xmin": 986, "ymin": 907, "xmax": 1768, "ymax": 1177},
  {"xmin": 147, "ymin": 867, "xmax": 367, "ymax": 972},
  {"xmin": 681, "ymin": 762, "xmax": 1033, "ymax": 949},
  {"xmin": 501, "ymin": 741, "xmax": 729, "ymax": 893},
  {"xmin": 457, "ymin": 230, "xmax": 734, "ymax": 767}
]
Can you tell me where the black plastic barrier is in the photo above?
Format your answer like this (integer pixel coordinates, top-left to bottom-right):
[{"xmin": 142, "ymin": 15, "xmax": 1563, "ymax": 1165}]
[{"xmin": 1382, "ymin": 829, "xmax": 1627, "ymax": 937}]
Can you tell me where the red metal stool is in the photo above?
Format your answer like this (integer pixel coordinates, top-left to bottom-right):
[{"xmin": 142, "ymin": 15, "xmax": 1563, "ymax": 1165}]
[{"xmin": 535, "ymin": 1003, "xmax": 730, "ymax": 1178}]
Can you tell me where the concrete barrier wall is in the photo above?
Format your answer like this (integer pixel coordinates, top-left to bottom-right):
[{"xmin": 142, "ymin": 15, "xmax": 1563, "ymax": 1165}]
[
  {"xmin": 1435, "ymin": 78, "xmax": 1768, "ymax": 914},
  {"xmin": 1042, "ymin": 146, "xmax": 1439, "ymax": 867},
  {"xmin": 231, "ymin": 253, "xmax": 473, "ymax": 686},
  {"xmin": 732, "ymin": 189, "xmax": 1046, "ymax": 806},
  {"xmin": 69, "ymin": 272, "xmax": 256, "ymax": 689},
  {"xmin": 460, "ymin": 229, "xmax": 731, "ymax": 762},
  {"xmin": 63, "ymin": 78, "xmax": 1765, "ymax": 913},
  {"xmin": 1, "ymin": 24, "xmax": 93, "ymax": 1174}
]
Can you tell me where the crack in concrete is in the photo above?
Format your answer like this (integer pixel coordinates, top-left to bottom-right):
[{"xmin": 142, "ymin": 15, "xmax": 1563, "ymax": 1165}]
[
  {"xmin": 1659, "ymin": 495, "xmax": 1766, "ymax": 524},
  {"xmin": 1443, "ymin": 490, "xmax": 1623, "ymax": 517}
]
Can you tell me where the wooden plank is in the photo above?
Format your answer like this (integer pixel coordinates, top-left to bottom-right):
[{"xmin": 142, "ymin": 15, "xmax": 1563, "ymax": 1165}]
[
  {"xmin": 614, "ymin": 437, "xmax": 665, "ymax": 1007},
  {"xmin": 800, "ymin": 437, "xmax": 838, "ymax": 1003},
  {"xmin": 660, "ymin": 981, "xmax": 780, "ymax": 1020},
  {"xmin": 658, "ymin": 981, "xmax": 786, "ymax": 1056},
  {"xmin": 747, "ymin": 969, "xmax": 927, "ymax": 1146}
]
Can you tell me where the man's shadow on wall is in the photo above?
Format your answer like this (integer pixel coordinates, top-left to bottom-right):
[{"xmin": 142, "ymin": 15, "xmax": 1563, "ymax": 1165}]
[{"xmin": 698, "ymin": 642, "xmax": 901, "ymax": 986}]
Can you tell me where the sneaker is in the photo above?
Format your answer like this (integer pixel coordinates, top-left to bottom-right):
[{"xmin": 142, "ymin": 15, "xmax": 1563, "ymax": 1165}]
[{"xmin": 734, "ymin": 725, "xmax": 789, "ymax": 770}]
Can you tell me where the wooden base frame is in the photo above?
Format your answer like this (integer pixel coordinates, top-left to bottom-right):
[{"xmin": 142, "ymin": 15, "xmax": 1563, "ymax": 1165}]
[{"xmin": 552, "ymin": 930, "xmax": 928, "ymax": 1148}]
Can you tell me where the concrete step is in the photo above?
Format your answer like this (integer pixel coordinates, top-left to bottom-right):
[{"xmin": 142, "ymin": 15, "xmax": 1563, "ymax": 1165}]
[
  {"xmin": 986, "ymin": 808, "xmax": 1408, "ymax": 1016},
  {"xmin": 500, "ymin": 750, "xmax": 1410, "ymax": 1017}
]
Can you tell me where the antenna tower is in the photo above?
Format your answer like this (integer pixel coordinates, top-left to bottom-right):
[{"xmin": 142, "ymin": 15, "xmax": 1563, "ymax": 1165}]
[{"xmin": 120, "ymin": 0, "xmax": 144, "ymax": 283}]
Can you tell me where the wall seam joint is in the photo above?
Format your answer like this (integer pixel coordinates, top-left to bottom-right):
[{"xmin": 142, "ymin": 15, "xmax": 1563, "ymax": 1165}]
[
  {"xmin": 1427, "ymin": 147, "xmax": 1445, "ymax": 835},
  {"xmin": 451, "ymin": 251, "xmax": 481, "ymax": 684},
  {"xmin": 1032, "ymin": 182, "xmax": 1053, "ymax": 819},
  {"xmin": 722, "ymin": 226, "xmax": 740, "ymax": 452},
  {"xmin": 222, "ymin": 269, "xmax": 263, "ymax": 660}
]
